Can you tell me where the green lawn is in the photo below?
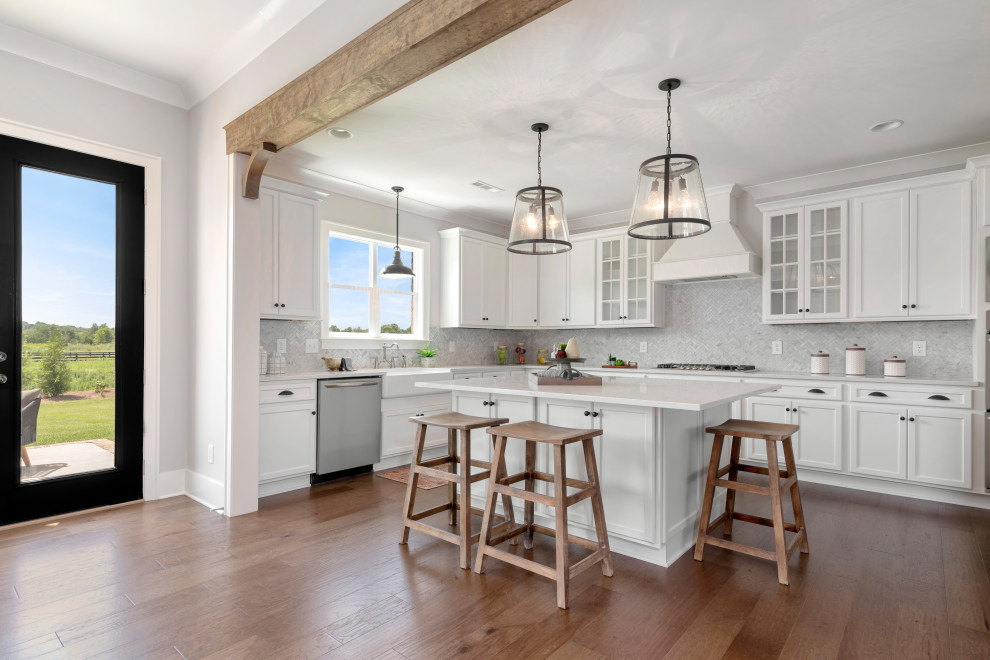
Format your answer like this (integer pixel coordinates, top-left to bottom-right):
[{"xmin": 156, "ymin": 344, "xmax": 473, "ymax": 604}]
[{"xmin": 32, "ymin": 398, "xmax": 115, "ymax": 445}]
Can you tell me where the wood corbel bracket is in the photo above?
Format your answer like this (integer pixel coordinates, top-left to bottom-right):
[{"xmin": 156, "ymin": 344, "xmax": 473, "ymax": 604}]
[{"xmin": 241, "ymin": 142, "xmax": 277, "ymax": 199}]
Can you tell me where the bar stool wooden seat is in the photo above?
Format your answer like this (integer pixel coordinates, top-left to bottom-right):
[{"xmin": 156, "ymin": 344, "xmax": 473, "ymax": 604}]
[
  {"xmin": 695, "ymin": 419, "xmax": 810, "ymax": 585},
  {"xmin": 475, "ymin": 420, "xmax": 614, "ymax": 609},
  {"xmin": 399, "ymin": 411, "xmax": 515, "ymax": 569}
]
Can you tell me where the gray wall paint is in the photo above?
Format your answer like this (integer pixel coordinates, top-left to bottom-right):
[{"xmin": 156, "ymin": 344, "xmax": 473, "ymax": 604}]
[{"xmin": 262, "ymin": 278, "xmax": 972, "ymax": 379}]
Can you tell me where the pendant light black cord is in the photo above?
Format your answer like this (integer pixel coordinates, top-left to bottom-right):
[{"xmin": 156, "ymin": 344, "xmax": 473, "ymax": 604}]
[
  {"xmin": 536, "ymin": 129, "xmax": 543, "ymax": 186},
  {"xmin": 393, "ymin": 187, "xmax": 401, "ymax": 250},
  {"xmin": 666, "ymin": 86, "xmax": 672, "ymax": 156}
]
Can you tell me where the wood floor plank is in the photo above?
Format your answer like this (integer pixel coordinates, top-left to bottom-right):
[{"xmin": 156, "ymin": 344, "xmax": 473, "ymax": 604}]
[
  {"xmin": 948, "ymin": 623, "xmax": 990, "ymax": 659},
  {"xmin": 941, "ymin": 525, "xmax": 990, "ymax": 635}
]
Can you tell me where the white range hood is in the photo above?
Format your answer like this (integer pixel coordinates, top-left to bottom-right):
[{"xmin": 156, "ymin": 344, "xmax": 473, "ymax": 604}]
[{"xmin": 652, "ymin": 184, "xmax": 762, "ymax": 284}]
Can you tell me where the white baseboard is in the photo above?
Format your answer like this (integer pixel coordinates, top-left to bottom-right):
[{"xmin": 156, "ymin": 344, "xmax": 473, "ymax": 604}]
[
  {"xmin": 185, "ymin": 470, "xmax": 225, "ymax": 512},
  {"xmin": 794, "ymin": 469, "xmax": 990, "ymax": 510},
  {"xmin": 259, "ymin": 474, "xmax": 311, "ymax": 498},
  {"xmin": 373, "ymin": 446, "xmax": 447, "ymax": 473},
  {"xmin": 156, "ymin": 469, "xmax": 186, "ymax": 499}
]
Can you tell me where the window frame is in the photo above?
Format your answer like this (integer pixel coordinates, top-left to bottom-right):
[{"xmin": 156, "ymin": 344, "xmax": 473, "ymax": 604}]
[{"xmin": 321, "ymin": 222, "xmax": 430, "ymax": 349}]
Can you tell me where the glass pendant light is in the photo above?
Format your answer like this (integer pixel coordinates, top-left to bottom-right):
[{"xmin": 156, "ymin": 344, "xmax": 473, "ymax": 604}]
[
  {"xmin": 507, "ymin": 123, "xmax": 571, "ymax": 254},
  {"xmin": 627, "ymin": 79, "xmax": 711, "ymax": 240},
  {"xmin": 380, "ymin": 186, "xmax": 414, "ymax": 278}
]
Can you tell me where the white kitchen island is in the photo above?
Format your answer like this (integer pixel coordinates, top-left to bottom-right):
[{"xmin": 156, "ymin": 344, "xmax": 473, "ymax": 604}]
[{"xmin": 417, "ymin": 375, "xmax": 778, "ymax": 567}]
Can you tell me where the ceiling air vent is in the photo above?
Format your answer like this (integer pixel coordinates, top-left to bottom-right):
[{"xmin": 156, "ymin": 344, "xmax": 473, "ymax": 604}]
[{"xmin": 471, "ymin": 180, "xmax": 504, "ymax": 193}]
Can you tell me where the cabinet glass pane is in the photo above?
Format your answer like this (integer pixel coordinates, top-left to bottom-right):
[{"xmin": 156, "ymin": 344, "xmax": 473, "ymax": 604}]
[
  {"xmin": 771, "ymin": 292, "xmax": 783, "ymax": 315},
  {"xmin": 810, "ymin": 262, "xmax": 824, "ymax": 286},
  {"xmin": 785, "ymin": 265, "xmax": 798, "ymax": 288},
  {"xmin": 770, "ymin": 265, "xmax": 783, "ymax": 289},
  {"xmin": 826, "ymin": 288, "xmax": 840, "ymax": 313},
  {"xmin": 826, "ymin": 233, "xmax": 841, "ymax": 258},
  {"xmin": 810, "ymin": 236, "xmax": 824, "ymax": 261},
  {"xmin": 771, "ymin": 215, "xmax": 783, "ymax": 238},
  {"xmin": 784, "ymin": 291, "xmax": 798, "ymax": 314},
  {"xmin": 826, "ymin": 206, "xmax": 841, "ymax": 231},
  {"xmin": 785, "ymin": 239, "xmax": 798, "ymax": 263},
  {"xmin": 770, "ymin": 240, "xmax": 783, "ymax": 265},
  {"xmin": 810, "ymin": 209, "xmax": 824, "ymax": 235},
  {"xmin": 826, "ymin": 261, "xmax": 840, "ymax": 285},
  {"xmin": 809, "ymin": 289, "xmax": 824, "ymax": 313},
  {"xmin": 785, "ymin": 213, "xmax": 799, "ymax": 236}
]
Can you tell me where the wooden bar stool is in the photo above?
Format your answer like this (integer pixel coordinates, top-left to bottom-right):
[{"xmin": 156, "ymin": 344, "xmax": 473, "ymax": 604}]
[
  {"xmin": 695, "ymin": 419, "xmax": 810, "ymax": 585},
  {"xmin": 399, "ymin": 412, "xmax": 515, "ymax": 569},
  {"xmin": 475, "ymin": 421, "xmax": 614, "ymax": 609}
]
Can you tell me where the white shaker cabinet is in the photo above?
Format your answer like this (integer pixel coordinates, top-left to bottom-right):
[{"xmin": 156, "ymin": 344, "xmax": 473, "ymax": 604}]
[
  {"xmin": 596, "ymin": 233, "xmax": 663, "ymax": 327},
  {"xmin": 259, "ymin": 187, "xmax": 321, "ymax": 320},
  {"xmin": 440, "ymin": 228, "xmax": 506, "ymax": 328},
  {"xmin": 743, "ymin": 397, "xmax": 842, "ymax": 471},
  {"xmin": 380, "ymin": 394, "xmax": 452, "ymax": 459},
  {"xmin": 259, "ymin": 381, "xmax": 317, "ymax": 488},
  {"xmin": 852, "ymin": 180, "xmax": 971, "ymax": 320},
  {"xmin": 537, "ymin": 237, "xmax": 596, "ymax": 327},
  {"xmin": 907, "ymin": 409, "xmax": 972, "ymax": 489},
  {"xmin": 849, "ymin": 404, "xmax": 908, "ymax": 479},
  {"xmin": 506, "ymin": 250, "xmax": 539, "ymax": 327}
]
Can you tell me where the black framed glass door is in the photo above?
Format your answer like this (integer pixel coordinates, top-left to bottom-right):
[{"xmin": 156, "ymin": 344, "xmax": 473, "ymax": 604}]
[{"xmin": 0, "ymin": 134, "xmax": 144, "ymax": 526}]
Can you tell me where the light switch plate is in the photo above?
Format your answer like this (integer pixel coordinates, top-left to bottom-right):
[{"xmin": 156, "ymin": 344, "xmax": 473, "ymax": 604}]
[
  {"xmin": 639, "ymin": 342, "xmax": 648, "ymax": 353},
  {"xmin": 771, "ymin": 340, "xmax": 782, "ymax": 355},
  {"xmin": 913, "ymin": 341, "xmax": 927, "ymax": 357},
  {"xmin": 305, "ymin": 339, "xmax": 319, "ymax": 353},
  {"xmin": 276, "ymin": 338, "xmax": 287, "ymax": 354}
]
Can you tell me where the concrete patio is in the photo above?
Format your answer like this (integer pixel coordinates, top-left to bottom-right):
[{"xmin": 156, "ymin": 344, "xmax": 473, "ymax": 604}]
[{"xmin": 21, "ymin": 440, "xmax": 115, "ymax": 482}]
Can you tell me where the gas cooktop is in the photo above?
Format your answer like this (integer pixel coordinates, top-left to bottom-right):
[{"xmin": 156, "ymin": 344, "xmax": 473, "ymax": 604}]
[{"xmin": 656, "ymin": 363, "xmax": 757, "ymax": 372}]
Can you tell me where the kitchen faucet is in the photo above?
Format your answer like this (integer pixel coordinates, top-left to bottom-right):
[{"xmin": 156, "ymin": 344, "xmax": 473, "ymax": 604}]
[{"xmin": 373, "ymin": 342, "xmax": 406, "ymax": 369}]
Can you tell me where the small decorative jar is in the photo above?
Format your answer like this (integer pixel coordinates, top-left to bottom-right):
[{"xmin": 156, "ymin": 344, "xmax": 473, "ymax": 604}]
[
  {"xmin": 497, "ymin": 345, "xmax": 507, "ymax": 365},
  {"xmin": 515, "ymin": 342, "xmax": 526, "ymax": 364},
  {"xmin": 268, "ymin": 351, "xmax": 286, "ymax": 376},
  {"xmin": 883, "ymin": 355, "xmax": 906, "ymax": 378},
  {"xmin": 259, "ymin": 346, "xmax": 268, "ymax": 375},
  {"xmin": 810, "ymin": 351, "xmax": 829, "ymax": 375},
  {"xmin": 845, "ymin": 344, "xmax": 866, "ymax": 376},
  {"xmin": 537, "ymin": 349, "xmax": 548, "ymax": 365}
]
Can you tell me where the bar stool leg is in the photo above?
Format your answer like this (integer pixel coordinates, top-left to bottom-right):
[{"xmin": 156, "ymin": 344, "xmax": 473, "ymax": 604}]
[
  {"xmin": 723, "ymin": 436, "xmax": 741, "ymax": 537},
  {"xmin": 523, "ymin": 439, "xmax": 536, "ymax": 550},
  {"xmin": 447, "ymin": 428, "xmax": 457, "ymax": 526},
  {"xmin": 582, "ymin": 438, "xmax": 613, "ymax": 577},
  {"xmin": 766, "ymin": 440, "xmax": 790, "ymax": 585},
  {"xmin": 474, "ymin": 435, "xmax": 507, "ymax": 574},
  {"xmin": 694, "ymin": 433, "xmax": 725, "ymax": 561},
  {"xmin": 782, "ymin": 437, "xmax": 809, "ymax": 554},
  {"xmin": 552, "ymin": 445, "xmax": 570, "ymax": 609},
  {"xmin": 399, "ymin": 424, "xmax": 427, "ymax": 545}
]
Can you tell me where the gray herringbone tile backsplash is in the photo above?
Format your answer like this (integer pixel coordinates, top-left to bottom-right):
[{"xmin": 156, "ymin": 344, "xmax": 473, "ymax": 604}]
[{"xmin": 261, "ymin": 279, "xmax": 973, "ymax": 379}]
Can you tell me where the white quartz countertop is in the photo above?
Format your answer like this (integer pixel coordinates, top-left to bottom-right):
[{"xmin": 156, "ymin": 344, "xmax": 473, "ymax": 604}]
[
  {"xmin": 417, "ymin": 375, "xmax": 778, "ymax": 411},
  {"xmin": 258, "ymin": 365, "xmax": 536, "ymax": 383}
]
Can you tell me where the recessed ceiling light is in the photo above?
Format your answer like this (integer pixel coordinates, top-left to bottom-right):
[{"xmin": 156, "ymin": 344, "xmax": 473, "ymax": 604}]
[
  {"xmin": 869, "ymin": 119, "xmax": 904, "ymax": 133},
  {"xmin": 327, "ymin": 127, "xmax": 353, "ymax": 139},
  {"xmin": 471, "ymin": 180, "xmax": 504, "ymax": 193}
]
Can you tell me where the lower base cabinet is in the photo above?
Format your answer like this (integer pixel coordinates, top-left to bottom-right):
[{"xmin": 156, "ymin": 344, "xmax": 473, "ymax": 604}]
[
  {"xmin": 743, "ymin": 396, "xmax": 842, "ymax": 471},
  {"xmin": 380, "ymin": 394, "xmax": 452, "ymax": 459},
  {"xmin": 259, "ymin": 401, "xmax": 317, "ymax": 483}
]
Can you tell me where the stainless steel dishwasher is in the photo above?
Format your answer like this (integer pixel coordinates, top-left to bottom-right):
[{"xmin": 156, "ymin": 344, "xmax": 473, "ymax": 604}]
[{"xmin": 312, "ymin": 376, "xmax": 382, "ymax": 484}]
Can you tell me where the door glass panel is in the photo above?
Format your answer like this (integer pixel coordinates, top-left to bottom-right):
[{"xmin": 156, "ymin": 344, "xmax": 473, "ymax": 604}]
[
  {"xmin": 810, "ymin": 236, "xmax": 824, "ymax": 261},
  {"xmin": 770, "ymin": 265, "xmax": 783, "ymax": 289},
  {"xmin": 784, "ymin": 213, "xmax": 798, "ymax": 236},
  {"xmin": 770, "ymin": 215, "xmax": 783, "ymax": 238},
  {"xmin": 826, "ymin": 233, "xmax": 841, "ymax": 258},
  {"xmin": 784, "ymin": 265, "xmax": 798, "ymax": 288},
  {"xmin": 20, "ymin": 168, "xmax": 117, "ymax": 483},
  {"xmin": 826, "ymin": 261, "xmax": 840, "ymax": 285},
  {"xmin": 809, "ymin": 289, "xmax": 824, "ymax": 313},
  {"xmin": 810, "ymin": 209, "xmax": 824, "ymax": 234},
  {"xmin": 784, "ymin": 238, "xmax": 798, "ymax": 263},
  {"xmin": 826, "ymin": 288, "xmax": 841, "ymax": 313},
  {"xmin": 784, "ymin": 291, "xmax": 798, "ymax": 314},
  {"xmin": 771, "ymin": 292, "xmax": 783, "ymax": 315},
  {"xmin": 770, "ymin": 240, "xmax": 783, "ymax": 265},
  {"xmin": 810, "ymin": 262, "xmax": 824, "ymax": 286},
  {"xmin": 826, "ymin": 206, "xmax": 841, "ymax": 231}
]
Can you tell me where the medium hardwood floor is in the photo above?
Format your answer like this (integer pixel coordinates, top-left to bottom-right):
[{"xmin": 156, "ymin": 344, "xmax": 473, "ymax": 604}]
[{"xmin": 1, "ymin": 474, "xmax": 989, "ymax": 659}]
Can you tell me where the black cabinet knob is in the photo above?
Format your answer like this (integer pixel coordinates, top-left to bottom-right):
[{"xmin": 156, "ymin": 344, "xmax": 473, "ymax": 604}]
[
  {"xmin": 280, "ymin": 303, "xmax": 285, "ymax": 307},
  {"xmin": 592, "ymin": 411, "xmax": 600, "ymax": 418},
  {"xmin": 902, "ymin": 305, "xmax": 908, "ymax": 309},
  {"xmin": 909, "ymin": 417, "xmax": 915, "ymax": 422},
  {"xmin": 311, "ymin": 411, "xmax": 316, "ymax": 415},
  {"xmin": 274, "ymin": 303, "xmax": 279, "ymax": 308},
  {"xmin": 584, "ymin": 410, "xmax": 591, "ymax": 416},
  {"xmin": 900, "ymin": 416, "xmax": 906, "ymax": 421},
  {"xmin": 910, "ymin": 304, "xmax": 917, "ymax": 309}
]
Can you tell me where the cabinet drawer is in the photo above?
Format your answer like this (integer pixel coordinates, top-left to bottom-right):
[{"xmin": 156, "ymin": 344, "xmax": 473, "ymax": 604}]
[
  {"xmin": 453, "ymin": 371, "xmax": 483, "ymax": 380},
  {"xmin": 758, "ymin": 383, "xmax": 842, "ymax": 401},
  {"xmin": 260, "ymin": 381, "xmax": 316, "ymax": 404},
  {"xmin": 849, "ymin": 384, "xmax": 971, "ymax": 409}
]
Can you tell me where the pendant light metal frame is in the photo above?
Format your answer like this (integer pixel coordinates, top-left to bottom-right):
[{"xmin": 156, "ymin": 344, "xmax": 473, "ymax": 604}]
[
  {"xmin": 506, "ymin": 123, "xmax": 572, "ymax": 255},
  {"xmin": 627, "ymin": 78, "xmax": 711, "ymax": 241},
  {"xmin": 379, "ymin": 185, "xmax": 415, "ymax": 278}
]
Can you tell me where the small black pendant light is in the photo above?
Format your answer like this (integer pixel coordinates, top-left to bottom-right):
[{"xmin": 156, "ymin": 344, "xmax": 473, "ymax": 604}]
[
  {"xmin": 627, "ymin": 78, "xmax": 711, "ymax": 240},
  {"xmin": 380, "ymin": 186, "xmax": 414, "ymax": 278},
  {"xmin": 507, "ymin": 123, "xmax": 571, "ymax": 254}
]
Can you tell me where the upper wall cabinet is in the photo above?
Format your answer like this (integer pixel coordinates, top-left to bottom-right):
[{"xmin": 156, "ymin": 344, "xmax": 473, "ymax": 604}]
[
  {"xmin": 537, "ymin": 237, "xmax": 596, "ymax": 327},
  {"xmin": 259, "ymin": 186, "xmax": 321, "ymax": 320},
  {"xmin": 761, "ymin": 202, "xmax": 847, "ymax": 323},
  {"xmin": 758, "ymin": 171, "xmax": 974, "ymax": 324},
  {"xmin": 440, "ymin": 228, "xmax": 506, "ymax": 328},
  {"xmin": 596, "ymin": 232, "xmax": 664, "ymax": 328}
]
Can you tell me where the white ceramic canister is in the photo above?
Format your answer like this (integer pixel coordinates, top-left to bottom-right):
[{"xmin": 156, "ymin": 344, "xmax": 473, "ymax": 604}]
[
  {"xmin": 845, "ymin": 344, "xmax": 866, "ymax": 376},
  {"xmin": 810, "ymin": 351, "xmax": 829, "ymax": 375},
  {"xmin": 883, "ymin": 355, "xmax": 906, "ymax": 378}
]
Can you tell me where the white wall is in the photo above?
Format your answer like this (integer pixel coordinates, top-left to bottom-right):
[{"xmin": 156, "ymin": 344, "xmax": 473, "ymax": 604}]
[{"xmin": 0, "ymin": 51, "xmax": 190, "ymax": 485}]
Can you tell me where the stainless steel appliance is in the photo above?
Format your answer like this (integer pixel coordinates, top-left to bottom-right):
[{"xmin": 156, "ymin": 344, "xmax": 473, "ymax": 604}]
[
  {"xmin": 986, "ymin": 311, "xmax": 990, "ymax": 491},
  {"xmin": 313, "ymin": 376, "xmax": 382, "ymax": 484},
  {"xmin": 656, "ymin": 363, "xmax": 757, "ymax": 372}
]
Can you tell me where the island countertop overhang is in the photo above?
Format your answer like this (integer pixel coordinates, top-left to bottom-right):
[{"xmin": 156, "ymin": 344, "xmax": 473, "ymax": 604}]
[{"xmin": 416, "ymin": 375, "xmax": 779, "ymax": 411}]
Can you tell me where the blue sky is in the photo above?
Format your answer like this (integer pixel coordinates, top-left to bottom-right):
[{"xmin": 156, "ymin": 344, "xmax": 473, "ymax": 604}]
[
  {"xmin": 21, "ymin": 167, "xmax": 116, "ymax": 327},
  {"xmin": 328, "ymin": 237, "xmax": 414, "ymax": 330}
]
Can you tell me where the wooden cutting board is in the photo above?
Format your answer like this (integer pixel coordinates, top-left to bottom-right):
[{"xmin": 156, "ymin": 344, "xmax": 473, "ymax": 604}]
[{"xmin": 600, "ymin": 365, "xmax": 638, "ymax": 369}]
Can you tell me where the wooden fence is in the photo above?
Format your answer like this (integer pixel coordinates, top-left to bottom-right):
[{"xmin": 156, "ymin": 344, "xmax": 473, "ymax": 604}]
[{"xmin": 27, "ymin": 351, "xmax": 115, "ymax": 361}]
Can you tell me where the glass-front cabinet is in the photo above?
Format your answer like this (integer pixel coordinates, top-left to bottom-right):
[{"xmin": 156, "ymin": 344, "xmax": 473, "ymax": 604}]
[
  {"xmin": 762, "ymin": 201, "xmax": 847, "ymax": 323},
  {"xmin": 596, "ymin": 234, "xmax": 655, "ymax": 326}
]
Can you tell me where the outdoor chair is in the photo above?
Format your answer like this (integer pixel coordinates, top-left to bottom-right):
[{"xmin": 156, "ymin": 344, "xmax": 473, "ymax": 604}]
[{"xmin": 21, "ymin": 389, "xmax": 41, "ymax": 467}]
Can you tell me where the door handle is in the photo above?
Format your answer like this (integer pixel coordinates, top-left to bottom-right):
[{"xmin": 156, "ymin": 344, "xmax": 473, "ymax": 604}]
[
  {"xmin": 808, "ymin": 388, "xmax": 825, "ymax": 394},
  {"xmin": 278, "ymin": 390, "xmax": 295, "ymax": 396},
  {"xmin": 323, "ymin": 381, "xmax": 380, "ymax": 388},
  {"xmin": 0, "ymin": 351, "xmax": 6, "ymax": 362},
  {"xmin": 867, "ymin": 392, "xmax": 888, "ymax": 397},
  {"xmin": 0, "ymin": 374, "xmax": 5, "ymax": 384},
  {"xmin": 927, "ymin": 395, "xmax": 949, "ymax": 401}
]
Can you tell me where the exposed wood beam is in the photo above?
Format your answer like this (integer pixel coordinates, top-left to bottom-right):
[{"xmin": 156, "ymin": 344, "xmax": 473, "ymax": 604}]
[
  {"xmin": 241, "ymin": 142, "xmax": 277, "ymax": 199},
  {"xmin": 223, "ymin": 0, "xmax": 573, "ymax": 159}
]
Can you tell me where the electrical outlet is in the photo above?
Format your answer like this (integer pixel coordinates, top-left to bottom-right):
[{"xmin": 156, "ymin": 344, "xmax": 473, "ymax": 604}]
[
  {"xmin": 305, "ymin": 339, "xmax": 319, "ymax": 353},
  {"xmin": 207, "ymin": 444, "xmax": 214, "ymax": 464},
  {"xmin": 639, "ymin": 341, "xmax": 648, "ymax": 353},
  {"xmin": 771, "ymin": 340, "xmax": 782, "ymax": 355},
  {"xmin": 448, "ymin": 341, "xmax": 455, "ymax": 353},
  {"xmin": 276, "ymin": 338, "xmax": 287, "ymax": 354},
  {"xmin": 913, "ymin": 341, "xmax": 927, "ymax": 357}
]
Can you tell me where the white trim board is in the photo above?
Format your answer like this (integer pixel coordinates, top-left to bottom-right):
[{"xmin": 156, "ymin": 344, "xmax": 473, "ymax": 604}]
[{"xmin": 0, "ymin": 116, "xmax": 164, "ymax": 502}]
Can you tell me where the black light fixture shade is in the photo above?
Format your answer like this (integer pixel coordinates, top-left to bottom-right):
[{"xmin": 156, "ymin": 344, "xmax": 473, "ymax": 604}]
[
  {"xmin": 380, "ymin": 186, "xmax": 414, "ymax": 278},
  {"xmin": 627, "ymin": 79, "xmax": 711, "ymax": 240},
  {"xmin": 507, "ymin": 123, "xmax": 572, "ymax": 254}
]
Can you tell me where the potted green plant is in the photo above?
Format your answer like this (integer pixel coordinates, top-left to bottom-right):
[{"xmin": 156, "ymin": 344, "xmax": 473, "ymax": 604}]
[{"xmin": 417, "ymin": 343, "xmax": 439, "ymax": 368}]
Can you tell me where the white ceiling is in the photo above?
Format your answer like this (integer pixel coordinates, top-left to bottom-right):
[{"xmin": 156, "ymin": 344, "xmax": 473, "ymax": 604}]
[
  {"xmin": 280, "ymin": 0, "xmax": 990, "ymax": 225},
  {"xmin": 0, "ymin": 0, "xmax": 328, "ymax": 108}
]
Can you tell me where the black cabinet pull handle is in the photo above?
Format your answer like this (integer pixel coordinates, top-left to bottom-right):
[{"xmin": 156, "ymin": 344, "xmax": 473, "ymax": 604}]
[
  {"xmin": 278, "ymin": 390, "xmax": 294, "ymax": 396},
  {"xmin": 584, "ymin": 410, "xmax": 591, "ymax": 416},
  {"xmin": 867, "ymin": 392, "xmax": 888, "ymax": 397},
  {"xmin": 808, "ymin": 388, "xmax": 825, "ymax": 394},
  {"xmin": 927, "ymin": 395, "xmax": 949, "ymax": 401}
]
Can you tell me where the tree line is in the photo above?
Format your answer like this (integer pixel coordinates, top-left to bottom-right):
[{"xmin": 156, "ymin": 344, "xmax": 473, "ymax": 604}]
[
  {"xmin": 328, "ymin": 323, "xmax": 411, "ymax": 334},
  {"xmin": 23, "ymin": 321, "xmax": 114, "ymax": 345}
]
